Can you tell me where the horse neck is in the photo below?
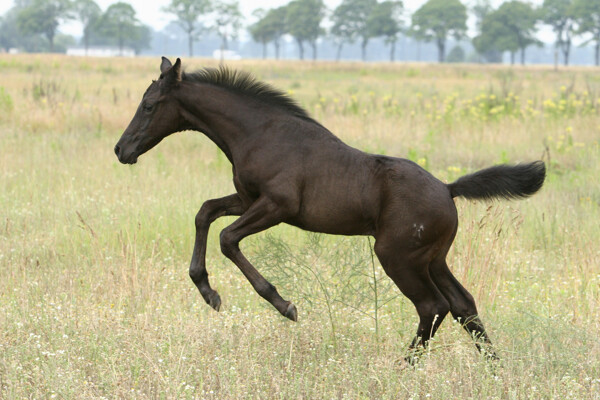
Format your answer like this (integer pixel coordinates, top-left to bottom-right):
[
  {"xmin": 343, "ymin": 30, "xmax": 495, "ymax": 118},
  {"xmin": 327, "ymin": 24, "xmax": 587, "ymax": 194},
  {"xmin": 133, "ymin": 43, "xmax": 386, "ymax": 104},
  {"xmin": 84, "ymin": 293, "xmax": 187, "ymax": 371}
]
[{"xmin": 176, "ymin": 82, "xmax": 267, "ymax": 163}]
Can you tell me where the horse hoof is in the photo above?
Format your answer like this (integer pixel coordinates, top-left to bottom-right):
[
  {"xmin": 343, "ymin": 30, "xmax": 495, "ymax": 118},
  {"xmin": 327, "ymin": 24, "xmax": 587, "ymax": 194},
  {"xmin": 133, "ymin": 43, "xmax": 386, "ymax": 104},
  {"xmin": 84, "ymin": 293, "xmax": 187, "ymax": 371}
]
[
  {"xmin": 284, "ymin": 303, "xmax": 298, "ymax": 322},
  {"xmin": 208, "ymin": 292, "xmax": 221, "ymax": 312}
]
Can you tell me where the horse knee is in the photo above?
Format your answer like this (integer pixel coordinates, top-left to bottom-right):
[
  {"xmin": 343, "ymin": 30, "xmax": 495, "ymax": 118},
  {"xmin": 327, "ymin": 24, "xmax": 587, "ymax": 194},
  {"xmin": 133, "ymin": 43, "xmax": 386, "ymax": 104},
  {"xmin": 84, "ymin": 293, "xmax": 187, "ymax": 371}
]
[
  {"xmin": 195, "ymin": 200, "xmax": 217, "ymax": 228},
  {"xmin": 219, "ymin": 229, "xmax": 239, "ymax": 258}
]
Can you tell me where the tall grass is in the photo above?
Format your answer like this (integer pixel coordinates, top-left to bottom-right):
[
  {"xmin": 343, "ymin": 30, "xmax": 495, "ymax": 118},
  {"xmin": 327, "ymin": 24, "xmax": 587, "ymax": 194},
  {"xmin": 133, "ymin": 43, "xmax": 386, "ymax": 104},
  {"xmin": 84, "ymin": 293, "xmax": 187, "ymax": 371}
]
[{"xmin": 0, "ymin": 54, "xmax": 599, "ymax": 399}]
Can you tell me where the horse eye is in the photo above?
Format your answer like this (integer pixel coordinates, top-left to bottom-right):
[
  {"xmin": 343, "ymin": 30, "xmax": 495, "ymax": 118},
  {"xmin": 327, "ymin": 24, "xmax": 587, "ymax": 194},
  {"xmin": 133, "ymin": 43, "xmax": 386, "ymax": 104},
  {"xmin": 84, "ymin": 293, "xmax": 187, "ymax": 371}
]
[{"xmin": 143, "ymin": 103, "xmax": 154, "ymax": 113}]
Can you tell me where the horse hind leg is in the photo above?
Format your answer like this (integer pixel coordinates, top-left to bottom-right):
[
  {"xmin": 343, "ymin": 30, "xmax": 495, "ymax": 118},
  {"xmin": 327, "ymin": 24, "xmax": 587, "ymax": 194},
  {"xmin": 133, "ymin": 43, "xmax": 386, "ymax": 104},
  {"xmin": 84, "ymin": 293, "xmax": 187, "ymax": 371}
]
[
  {"xmin": 429, "ymin": 258, "xmax": 498, "ymax": 360},
  {"xmin": 219, "ymin": 196, "xmax": 298, "ymax": 321},
  {"xmin": 373, "ymin": 237, "xmax": 451, "ymax": 364}
]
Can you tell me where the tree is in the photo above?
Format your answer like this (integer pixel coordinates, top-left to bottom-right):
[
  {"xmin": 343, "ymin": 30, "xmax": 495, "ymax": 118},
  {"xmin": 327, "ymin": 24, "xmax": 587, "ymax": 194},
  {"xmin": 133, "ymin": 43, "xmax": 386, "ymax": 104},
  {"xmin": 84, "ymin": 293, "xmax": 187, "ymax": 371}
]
[
  {"xmin": 472, "ymin": 0, "xmax": 493, "ymax": 32},
  {"xmin": 16, "ymin": 0, "xmax": 72, "ymax": 52},
  {"xmin": 542, "ymin": 0, "xmax": 575, "ymax": 67},
  {"xmin": 474, "ymin": 1, "xmax": 540, "ymax": 65},
  {"xmin": 572, "ymin": 0, "xmax": 600, "ymax": 66},
  {"xmin": 249, "ymin": 7, "xmax": 287, "ymax": 59},
  {"xmin": 98, "ymin": 2, "xmax": 142, "ymax": 55},
  {"xmin": 1, "ymin": 4, "xmax": 54, "ymax": 52},
  {"xmin": 210, "ymin": 0, "xmax": 242, "ymax": 62},
  {"xmin": 130, "ymin": 24, "xmax": 152, "ymax": 55},
  {"xmin": 249, "ymin": 9, "xmax": 269, "ymax": 58},
  {"xmin": 330, "ymin": 0, "xmax": 377, "ymax": 61},
  {"xmin": 0, "ymin": 9, "xmax": 21, "ymax": 51},
  {"xmin": 411, "ymin": 0, "xmax": 467, "ymax": 63},
  {"xmin": 286, "ymin": 0, "xmax": 326, "ymax": 60},
  {"xmin": 72, "ymin": 0, "xmax": 101, "ymax": 54},
  {"xmin": 163, "ymin": 0, "xmax": 211, "ymax": 57},
  {"xmin": 367, "ymin": 0, "xmax": 403, "ymax": 61},
  {"xmin": 471, "ymin": 0, "xmax": 501, "ymax": 62}
]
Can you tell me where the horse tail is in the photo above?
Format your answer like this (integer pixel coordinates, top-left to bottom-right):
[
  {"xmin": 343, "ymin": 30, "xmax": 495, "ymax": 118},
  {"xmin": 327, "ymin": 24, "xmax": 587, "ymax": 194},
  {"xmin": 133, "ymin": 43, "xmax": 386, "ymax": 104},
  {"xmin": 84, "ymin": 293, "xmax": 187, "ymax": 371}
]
[{"xmin": 447, "ymin": 161, "xmax": 546, "ymax": 200}]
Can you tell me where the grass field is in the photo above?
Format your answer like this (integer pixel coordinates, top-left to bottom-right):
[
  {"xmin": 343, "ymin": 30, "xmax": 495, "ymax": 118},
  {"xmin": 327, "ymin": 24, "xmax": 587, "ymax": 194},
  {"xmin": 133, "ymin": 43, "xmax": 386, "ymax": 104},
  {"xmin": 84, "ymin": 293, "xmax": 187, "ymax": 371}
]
[{"xmin": 0, "ymin": 54, "xmax": 599, "ymax": 399}]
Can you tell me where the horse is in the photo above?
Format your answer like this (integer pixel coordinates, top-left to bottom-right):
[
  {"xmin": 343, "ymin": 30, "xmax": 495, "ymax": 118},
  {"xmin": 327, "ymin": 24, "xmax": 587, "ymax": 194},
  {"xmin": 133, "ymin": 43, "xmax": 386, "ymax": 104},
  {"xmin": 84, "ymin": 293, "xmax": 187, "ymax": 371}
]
[{"xmin": 114, "ymin": 57, "xmax": 545, "ymax": 363}]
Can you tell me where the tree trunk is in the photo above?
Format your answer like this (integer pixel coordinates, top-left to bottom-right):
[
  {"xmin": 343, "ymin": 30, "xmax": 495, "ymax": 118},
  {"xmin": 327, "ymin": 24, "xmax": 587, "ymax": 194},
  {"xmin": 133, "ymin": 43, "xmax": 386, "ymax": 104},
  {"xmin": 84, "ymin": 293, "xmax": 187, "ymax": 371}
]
[
  {"xmin": 361, "ymin": 38, "xmax": 368, "ymax": 61},
  {"xmin": 262, "ymin": 42, "xmax": 267, "ymax": 59},
  {"xmin": 437, "ymin": 38, "xmax": 445, "ymax": 63},
  {"xmin": 84, "ymin": 32, "xmax": 89, "ymax": 56},
  {"xmin": 274, "ymin": 40, "xmax": 280, "ymax": 60},
  {"xmin": 311, "ymin": 40, "xmax": 317, "ymax": 60},
  {"xmin": 520, "ymin": 47, "xmax": 525, "ymax": 65},
  {"xmin": 510, "ymin": 51, "xmax": 515, "ymax": 65},
  {"xmin": 222, "ymin": 35, "xmax": 228, "ymax": 51},
  {"xmin": 47, "ymin": 31, "xmax": 55, "ymax": 53},
  {"xmin": 336, "ymin": 42, "xmax": 343, "ymax": 62},
  {"xmin": 562, "ymin": 39, "xmax": 571, "ymax": 66},
  {"xmin": 118, "ymin": 24, "xmax": 123, "ymax": 56},
  {"xmin": 188, "ymin": 31, "xmax": 193, "ymax": 57},
  {"xmin": 596, "ymin": 41, "xmax": 600, "ymax": 66},
  {"xmin": 389, "ymin": 39, "xmax": 396, "ymax": 62},
  {"xmin": 296, "ymin": 38, "xmax": 304, "ymax": 60}
]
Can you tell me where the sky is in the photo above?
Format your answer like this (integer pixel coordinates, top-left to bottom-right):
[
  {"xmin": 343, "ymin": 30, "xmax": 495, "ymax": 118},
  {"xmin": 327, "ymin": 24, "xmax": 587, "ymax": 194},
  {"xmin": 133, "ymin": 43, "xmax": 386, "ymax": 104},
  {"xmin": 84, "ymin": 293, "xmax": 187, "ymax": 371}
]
[{"xmin": 0, "ymin": 0, "xmax": 550, "ymax": 41}]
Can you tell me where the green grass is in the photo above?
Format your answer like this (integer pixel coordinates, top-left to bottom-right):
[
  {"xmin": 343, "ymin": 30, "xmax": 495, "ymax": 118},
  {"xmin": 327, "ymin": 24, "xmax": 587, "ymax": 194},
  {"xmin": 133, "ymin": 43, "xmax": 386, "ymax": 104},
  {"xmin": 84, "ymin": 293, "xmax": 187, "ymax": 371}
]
[{"xmin": 1, "ymin": 54, "xmax": 599, "ymax": 399}]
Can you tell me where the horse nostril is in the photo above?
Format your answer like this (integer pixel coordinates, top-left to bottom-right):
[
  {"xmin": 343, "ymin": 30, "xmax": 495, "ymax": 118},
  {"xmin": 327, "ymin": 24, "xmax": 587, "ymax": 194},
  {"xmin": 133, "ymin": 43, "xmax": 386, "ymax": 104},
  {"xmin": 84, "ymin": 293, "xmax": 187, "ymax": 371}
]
[{"xmin": 114, "ymin": 145, "xmax": 120, "ymax": 157}]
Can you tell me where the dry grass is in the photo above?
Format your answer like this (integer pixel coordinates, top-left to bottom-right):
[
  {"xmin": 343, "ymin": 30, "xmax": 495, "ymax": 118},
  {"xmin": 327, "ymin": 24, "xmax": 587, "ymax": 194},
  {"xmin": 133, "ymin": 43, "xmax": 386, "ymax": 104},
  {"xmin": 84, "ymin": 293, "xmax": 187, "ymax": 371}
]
[{"xmin": 0, "ymin": 54, "xmax": 599, "ymax": 399}]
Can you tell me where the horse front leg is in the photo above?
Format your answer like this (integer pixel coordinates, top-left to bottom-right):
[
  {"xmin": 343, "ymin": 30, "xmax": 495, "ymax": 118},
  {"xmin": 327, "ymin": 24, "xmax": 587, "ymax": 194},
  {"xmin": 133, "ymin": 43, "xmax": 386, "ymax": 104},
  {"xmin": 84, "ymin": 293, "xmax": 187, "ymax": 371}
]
[
  {"xmin": 190, "ymin": 194, "xmax": 244, "ymax": 311},
  {"xmin": 219, "ymin": 196, "xmax": 298, "ymax": 321}
]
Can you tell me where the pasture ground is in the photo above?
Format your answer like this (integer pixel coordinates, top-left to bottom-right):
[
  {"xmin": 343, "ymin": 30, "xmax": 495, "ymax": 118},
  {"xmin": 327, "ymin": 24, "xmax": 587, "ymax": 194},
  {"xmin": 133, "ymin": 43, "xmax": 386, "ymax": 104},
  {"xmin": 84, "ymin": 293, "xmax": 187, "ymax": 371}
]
[{"xmin": 0, "ymin": 54, "xmax": 599, "ymax": 399}]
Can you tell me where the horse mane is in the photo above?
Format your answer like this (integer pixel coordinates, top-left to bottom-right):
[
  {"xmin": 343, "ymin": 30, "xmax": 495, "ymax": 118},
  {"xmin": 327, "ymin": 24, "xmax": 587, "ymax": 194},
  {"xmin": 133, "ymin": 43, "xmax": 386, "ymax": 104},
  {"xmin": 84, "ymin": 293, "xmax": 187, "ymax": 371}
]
[{"xmin": 182, "ymin": 66, "xmax": 318, "ymax": 125}]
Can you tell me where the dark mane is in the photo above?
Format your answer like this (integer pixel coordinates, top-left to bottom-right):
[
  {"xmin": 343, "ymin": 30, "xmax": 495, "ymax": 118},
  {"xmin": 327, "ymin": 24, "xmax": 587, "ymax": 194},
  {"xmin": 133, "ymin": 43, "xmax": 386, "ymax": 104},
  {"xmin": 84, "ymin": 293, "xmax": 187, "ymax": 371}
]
[{"xmin": 182, "ymin": 66, "xmax": 317, "ymax": 124}]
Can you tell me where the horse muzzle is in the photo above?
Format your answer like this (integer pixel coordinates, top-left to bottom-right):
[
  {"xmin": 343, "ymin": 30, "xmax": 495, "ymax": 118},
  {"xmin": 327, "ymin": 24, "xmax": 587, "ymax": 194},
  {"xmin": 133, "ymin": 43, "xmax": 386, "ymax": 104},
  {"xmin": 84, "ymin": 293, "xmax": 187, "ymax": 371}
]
[{"xmin": 114, "ymin": 144, "xmax": 138, "ymax": 164}]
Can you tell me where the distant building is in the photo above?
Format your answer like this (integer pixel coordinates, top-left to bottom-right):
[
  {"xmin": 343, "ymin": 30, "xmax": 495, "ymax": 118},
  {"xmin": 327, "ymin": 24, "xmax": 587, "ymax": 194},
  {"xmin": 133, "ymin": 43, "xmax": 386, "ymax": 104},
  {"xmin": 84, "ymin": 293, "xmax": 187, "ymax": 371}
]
[{"xmin": 66, "ymin": 46, "xmax": 135, "ymax": 57}]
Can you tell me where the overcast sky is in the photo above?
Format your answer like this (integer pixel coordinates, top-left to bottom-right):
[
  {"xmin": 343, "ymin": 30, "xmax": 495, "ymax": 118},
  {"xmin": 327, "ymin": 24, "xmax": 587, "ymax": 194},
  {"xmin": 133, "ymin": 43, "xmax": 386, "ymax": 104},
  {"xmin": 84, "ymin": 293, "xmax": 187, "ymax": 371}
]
[{"xmin": 1, "ymin": 0, "xmax": 550, "ymax": 40}]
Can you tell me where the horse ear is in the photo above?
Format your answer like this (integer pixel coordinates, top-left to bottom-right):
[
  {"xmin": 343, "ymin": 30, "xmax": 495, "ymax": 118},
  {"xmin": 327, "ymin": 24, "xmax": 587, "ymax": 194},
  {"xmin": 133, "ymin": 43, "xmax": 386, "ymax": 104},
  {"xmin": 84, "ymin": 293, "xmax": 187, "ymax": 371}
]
[
  {"xmin": 160, "ymin": 57, "xmax": 172, "ymax": 74},
  {"xmin": 160, "ymin": 58, "xmax": 182, "ymax": 89}
]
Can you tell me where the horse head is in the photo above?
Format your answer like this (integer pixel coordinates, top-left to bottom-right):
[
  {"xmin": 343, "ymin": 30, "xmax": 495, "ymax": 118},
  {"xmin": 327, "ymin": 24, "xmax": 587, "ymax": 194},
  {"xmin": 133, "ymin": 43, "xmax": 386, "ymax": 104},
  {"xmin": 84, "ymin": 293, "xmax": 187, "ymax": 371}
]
[{"xmin": 114, "ymin": 57, "xmax": 184, "ymax": 164}]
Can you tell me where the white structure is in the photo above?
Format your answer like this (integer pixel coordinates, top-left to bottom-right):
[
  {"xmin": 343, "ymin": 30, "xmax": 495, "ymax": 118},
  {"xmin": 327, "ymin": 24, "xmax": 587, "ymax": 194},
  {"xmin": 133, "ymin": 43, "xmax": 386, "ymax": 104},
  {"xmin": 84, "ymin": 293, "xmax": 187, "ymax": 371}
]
[
  {"xmin": 66, "ymin": 46, "xmax": 135, "ymax": 57},
  {"xmin": 212, "ymin": 49, "xmax": 242, "ymax": 61}
]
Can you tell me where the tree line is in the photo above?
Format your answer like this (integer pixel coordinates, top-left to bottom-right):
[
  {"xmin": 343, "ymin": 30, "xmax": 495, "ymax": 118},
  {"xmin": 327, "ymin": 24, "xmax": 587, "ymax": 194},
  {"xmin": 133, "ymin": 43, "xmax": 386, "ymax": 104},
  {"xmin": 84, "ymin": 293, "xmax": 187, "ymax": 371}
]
[
  {"xmin": 0, "ymin": 0, "xmax": 151, "ymax": 54},
  {"xmin": 2, "ymin": 0, "xmax": 600, "ymax": 66}
]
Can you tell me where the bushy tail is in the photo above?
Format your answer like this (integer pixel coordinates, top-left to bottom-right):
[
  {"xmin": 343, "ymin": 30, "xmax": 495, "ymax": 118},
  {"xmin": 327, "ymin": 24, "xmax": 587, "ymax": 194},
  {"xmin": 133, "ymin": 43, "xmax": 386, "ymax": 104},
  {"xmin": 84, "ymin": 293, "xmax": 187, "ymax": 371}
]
[{"xmin": 448, "ymin": 161, "xmax": 546, "ymax": 200}]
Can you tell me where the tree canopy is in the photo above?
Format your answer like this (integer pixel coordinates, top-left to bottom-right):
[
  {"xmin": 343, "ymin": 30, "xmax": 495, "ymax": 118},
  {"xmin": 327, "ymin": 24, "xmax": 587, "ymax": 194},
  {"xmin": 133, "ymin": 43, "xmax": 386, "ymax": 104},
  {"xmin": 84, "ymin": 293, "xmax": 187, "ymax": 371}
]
[
  {"xmin": 249, "ymin": 7, "xmax": 287, "ymax": 59},
  {"xmin": 162, "ymin": 0, "xmax": 211, "ymax": 57},
  {"xmin": 367, "ymin": 1, "xmax": 403, "ymax": 61},
  {"xmin": 542, "ymin": 0, "xmax": 575, "ymax": 66},
  {"xmin": 286, "ymin": 0, "xmax": 325, "ymax": 60},
  {"xmin": 411, "ymin": 0, "xmax": 467, "ymax": 63},
  {"xmin": 572, "ymin": 0, "xmax": 600, "ymax": 66},
  {"xmin": 96, "ymin": 2, "xmax": 150, "ymax": 55},
  {"xmin": 211, "ymin": 0, "xmax": 243, "ymax": 57},
  {"xmin": 331, "ymin": 0, "xmax": 377, "ymax": 61},
  {"xmin": 16, "ymin": 0, "xmax": 72, "ymax": 52},
  {"xmin": 72, "ymin": 0, "xmax": 101, "ymax": 53},
  {"xmin": 474, "ymin": 1, "xmax": 540, "ymax": 65}
]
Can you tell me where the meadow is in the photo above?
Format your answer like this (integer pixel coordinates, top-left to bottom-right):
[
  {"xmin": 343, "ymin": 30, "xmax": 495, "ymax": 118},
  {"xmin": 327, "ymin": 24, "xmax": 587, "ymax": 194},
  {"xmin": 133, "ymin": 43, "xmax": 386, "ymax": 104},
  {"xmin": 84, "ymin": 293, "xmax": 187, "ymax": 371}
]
[{"xmin": 0, "ymin": 54, "xmax": 599, "ymax": 399}]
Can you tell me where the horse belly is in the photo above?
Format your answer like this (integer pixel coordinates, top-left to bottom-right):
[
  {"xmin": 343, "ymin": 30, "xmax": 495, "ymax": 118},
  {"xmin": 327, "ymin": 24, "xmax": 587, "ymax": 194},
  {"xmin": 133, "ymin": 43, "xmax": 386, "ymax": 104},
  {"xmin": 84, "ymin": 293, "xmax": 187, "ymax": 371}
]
[{"xmin": 287, "ymin": 190, "xmax": 376, "ymax": 236}]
